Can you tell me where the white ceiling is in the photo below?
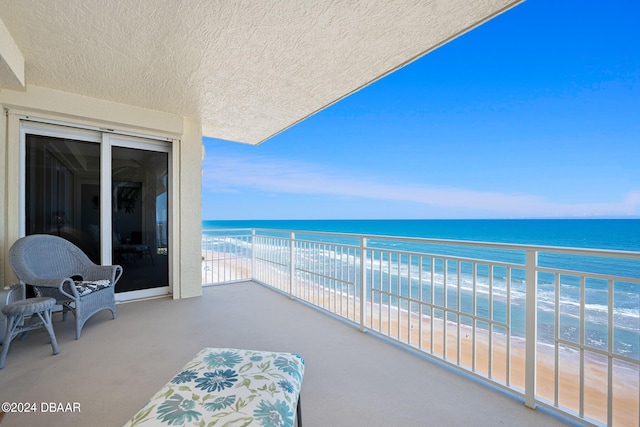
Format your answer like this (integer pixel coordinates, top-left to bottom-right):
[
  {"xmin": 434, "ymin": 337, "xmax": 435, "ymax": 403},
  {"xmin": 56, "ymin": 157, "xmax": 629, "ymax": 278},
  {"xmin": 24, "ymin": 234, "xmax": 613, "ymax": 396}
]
[{"xmin": 0, "ymin": 0, "xmax": 521, "ymax": 145}]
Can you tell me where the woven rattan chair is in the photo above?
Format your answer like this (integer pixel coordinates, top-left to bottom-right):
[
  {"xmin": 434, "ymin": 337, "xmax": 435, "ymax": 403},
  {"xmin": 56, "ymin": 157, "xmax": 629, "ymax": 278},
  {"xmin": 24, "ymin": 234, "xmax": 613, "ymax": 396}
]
[{"xmin": 8, "ymin": 234, "xmax": 123, "ymax": 339}]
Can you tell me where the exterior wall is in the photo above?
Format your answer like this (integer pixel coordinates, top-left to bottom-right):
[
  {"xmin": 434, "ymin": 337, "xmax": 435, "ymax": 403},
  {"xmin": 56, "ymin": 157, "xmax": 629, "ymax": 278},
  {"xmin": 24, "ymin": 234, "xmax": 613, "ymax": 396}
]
[
  {"xmin": 0, "ymin": 99, "xmax": 6, "ymax": 287},
  {"xmin": 174, "ymin": 118, "xmax": 204, "ymax": 299},
  {"xmin": 0, "ymin": 17, "xmax": 25, "ymax": 88},
  {"xmin": 0, "ymin": 85, "xmax": 203, "ymax": 299}
]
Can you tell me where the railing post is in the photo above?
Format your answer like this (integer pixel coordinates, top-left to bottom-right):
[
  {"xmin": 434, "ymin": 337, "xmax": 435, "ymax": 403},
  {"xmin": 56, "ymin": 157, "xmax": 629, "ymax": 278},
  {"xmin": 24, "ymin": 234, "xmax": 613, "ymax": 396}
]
[
  {"xmin": 251, "ymin": 229, "xmax": 256, "ymax": 281},
  {"xmin": 289, "ymin": 232, "xmax": 295, "ymax": 298},
  {"xmin": 524, "ymin": 249, "xmax": 538, "ymax": 409},
  {"xmin": 359, "ymin": 237, "xmax": 367, "ymax": 332}
]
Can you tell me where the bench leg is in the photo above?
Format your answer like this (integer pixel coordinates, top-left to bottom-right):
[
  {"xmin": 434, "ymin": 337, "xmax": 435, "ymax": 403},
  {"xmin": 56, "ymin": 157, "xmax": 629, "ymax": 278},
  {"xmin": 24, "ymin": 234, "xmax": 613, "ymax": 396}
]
[{"xmin": 296, "ymin": 395, "xmax": 302, "ymax": 427}]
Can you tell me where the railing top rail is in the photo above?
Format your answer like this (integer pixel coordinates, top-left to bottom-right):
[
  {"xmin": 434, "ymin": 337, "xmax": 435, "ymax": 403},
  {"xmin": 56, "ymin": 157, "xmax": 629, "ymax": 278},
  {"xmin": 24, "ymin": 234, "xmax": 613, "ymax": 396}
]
[
  {"xmin": 203, "ymin": 228, "xmax": 254, "ymax": 233},
  {"xmin": 203, "ymin": 227, "xmax": 640, "ymax": 260}
]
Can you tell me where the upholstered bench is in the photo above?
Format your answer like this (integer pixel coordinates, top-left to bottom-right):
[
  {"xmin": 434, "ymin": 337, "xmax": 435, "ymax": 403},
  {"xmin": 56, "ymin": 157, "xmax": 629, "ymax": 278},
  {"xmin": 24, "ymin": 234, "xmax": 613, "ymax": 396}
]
[{"xmin": 124, "ymin": 348, "xmax": 305, "ymax": 427}]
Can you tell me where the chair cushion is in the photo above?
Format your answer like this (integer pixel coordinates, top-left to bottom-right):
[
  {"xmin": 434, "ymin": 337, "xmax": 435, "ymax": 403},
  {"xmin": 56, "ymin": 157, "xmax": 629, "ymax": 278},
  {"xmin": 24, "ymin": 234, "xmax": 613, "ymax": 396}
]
[{"xmin": 73, "ymin": 280, "xmax": 112, "ymax": 296}]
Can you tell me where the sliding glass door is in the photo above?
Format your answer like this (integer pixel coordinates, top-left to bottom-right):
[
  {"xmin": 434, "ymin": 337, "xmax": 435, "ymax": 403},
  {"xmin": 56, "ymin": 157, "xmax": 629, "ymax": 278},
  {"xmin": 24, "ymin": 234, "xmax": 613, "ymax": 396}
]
[
  {"xmin": 111, "ymin": 143, "xmax": 169, "ymax": 293},
  {"xmin": 22, "ymin": 121, "xmax": 171, "ymax": 299},
  {"xmin": 25, "ymin": 131, "xmax": 102, "ymax": 263}
]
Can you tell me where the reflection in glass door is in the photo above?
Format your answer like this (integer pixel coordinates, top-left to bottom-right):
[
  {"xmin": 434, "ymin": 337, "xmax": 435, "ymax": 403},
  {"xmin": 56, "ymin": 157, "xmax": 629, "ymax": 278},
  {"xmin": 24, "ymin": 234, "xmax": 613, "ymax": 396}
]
[
  {"xmin": 23, "ymin": 122, "xmax": 171, "ymax": 298},
  {"xmin": 111, "ymin": 146, "xmax": 169, "ymax": 292},
  {"xmin": 25, "ymin": 134, "xmax": 102, "ymax": 263}
]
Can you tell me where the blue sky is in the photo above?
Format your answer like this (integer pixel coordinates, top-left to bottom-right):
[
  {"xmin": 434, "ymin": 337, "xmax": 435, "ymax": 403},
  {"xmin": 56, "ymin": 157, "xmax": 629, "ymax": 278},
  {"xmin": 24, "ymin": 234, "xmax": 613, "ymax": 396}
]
[{"xmin": 203, "ymin": 0, "xmax": 640, "ymax": 220}]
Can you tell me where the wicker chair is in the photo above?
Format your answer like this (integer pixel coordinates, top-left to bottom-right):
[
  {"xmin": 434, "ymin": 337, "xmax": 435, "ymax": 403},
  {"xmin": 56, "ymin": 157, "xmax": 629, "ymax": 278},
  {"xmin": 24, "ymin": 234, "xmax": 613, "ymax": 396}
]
[{"xmin": 8, "ymin": 234, "xmax": 123, "ymax": 339}]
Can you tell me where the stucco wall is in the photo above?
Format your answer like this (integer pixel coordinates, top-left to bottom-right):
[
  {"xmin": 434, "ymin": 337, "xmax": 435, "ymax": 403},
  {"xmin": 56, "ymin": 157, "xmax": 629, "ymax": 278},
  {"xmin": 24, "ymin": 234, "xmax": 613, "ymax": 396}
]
[
  {"xmin": 0, "ymin": 94, "xmax": 6, "ymax": 286},
  {"xmin": 0, "ymin": 85, "xmax": 203, "ymax": 299},
  {"xmin": 175, "ymin": 118, "xmax": 203, "ymax": 299}
]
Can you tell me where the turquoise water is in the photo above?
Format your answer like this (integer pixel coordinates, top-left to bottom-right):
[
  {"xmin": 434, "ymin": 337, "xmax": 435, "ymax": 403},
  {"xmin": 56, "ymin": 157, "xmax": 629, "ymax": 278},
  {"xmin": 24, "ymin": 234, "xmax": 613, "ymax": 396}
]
[
  {"xmin": 203, "ymin": 219, "xmax": 640, "ymax": 359},
  {"xmin": 204, "ymin": 219, "xmax": 640, "ymax": 251}
]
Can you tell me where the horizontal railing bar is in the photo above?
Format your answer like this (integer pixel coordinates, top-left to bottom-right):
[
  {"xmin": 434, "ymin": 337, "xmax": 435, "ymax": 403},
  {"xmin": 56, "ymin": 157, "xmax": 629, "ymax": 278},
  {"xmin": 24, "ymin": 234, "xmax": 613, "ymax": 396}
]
[
  {"xmin": 254, "ymin": 257, "xmax": 288, "ymax": 268},
  {"xmin": 204, "ymin": 228, "xmax": 254, "ymax": 232},
  {"xmin": 207, "ymin": 227, "xmax": 640, "ymax": 260},
  {"xmin": 367, "ymin": 248, "xmax": 526, "ymax": 269},
  {"xmin": 202, "ymin": 279, "xmax": 248, "ymax": 286},
  {"xmin": 556, "ymin": 338, "xmax": 640, "ymax": 365},
  {"xmin": 369, "ymin": 290, "xmax": 511, "ymax": 331},
  {"xmin": 293, "ymin": 268, "xmax": 356, "ymax": 286},
  {"xmin": 294, "ymin": 239, "xmax": 360, "ymax": 250},
  {"xmin": 206, "ymin": 253, "xmax": 244, "ymax": 259},
  {"xmin": 536, "ymin": 266, "xmax": 640, "ymax": 284},
  {"xmin": 202, "ymin": 234, "xmax": 252, "ymax": 239}
]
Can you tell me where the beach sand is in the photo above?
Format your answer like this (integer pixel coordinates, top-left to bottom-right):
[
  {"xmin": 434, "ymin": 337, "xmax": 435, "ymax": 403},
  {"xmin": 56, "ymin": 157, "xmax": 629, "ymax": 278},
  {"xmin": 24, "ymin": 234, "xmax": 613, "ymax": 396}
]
[
  {"xmin": 202, "ymin": 249, "xmax": 252, "ymax": 284},
  {"xmin": 202, "ymin": 250, "xmax": 639, "ymax": 426}
]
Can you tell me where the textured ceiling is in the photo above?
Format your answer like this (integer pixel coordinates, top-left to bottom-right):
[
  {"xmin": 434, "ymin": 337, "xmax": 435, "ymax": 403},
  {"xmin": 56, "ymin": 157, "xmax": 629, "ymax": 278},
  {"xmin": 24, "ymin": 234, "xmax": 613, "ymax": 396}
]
[{"xmin": 0, "ymin": 0, "xmax": 521, "ymax": 144}]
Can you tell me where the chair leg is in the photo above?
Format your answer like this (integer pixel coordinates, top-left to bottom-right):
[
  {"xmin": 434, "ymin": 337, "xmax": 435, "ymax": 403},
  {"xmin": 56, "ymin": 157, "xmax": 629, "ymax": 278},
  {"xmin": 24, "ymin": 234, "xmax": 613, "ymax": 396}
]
[
  {"xmin": 19, "ymin": 313, "xmax": 38, "ymax": 340},
  {"xmin": 36, "ymin": 310, "xmax": 59, "ymax": 355},
  {"xmin": 0, "ymin": 315, "xmax": 20, "ymax": 369},
  {"xmin": 75, "ymin": 320, "xmax": 82, "ymax": 340}
]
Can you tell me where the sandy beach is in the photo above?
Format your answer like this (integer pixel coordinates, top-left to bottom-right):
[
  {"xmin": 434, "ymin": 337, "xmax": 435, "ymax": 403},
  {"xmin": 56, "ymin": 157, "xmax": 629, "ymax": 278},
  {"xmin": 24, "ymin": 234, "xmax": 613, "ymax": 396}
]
[
  {"xmin": 203, "ymin": 249, "xmax": 639, "ymax": 426},
  {"xmin": 202, "ymin": 248, "xmax": 252, "ymax": 284}
]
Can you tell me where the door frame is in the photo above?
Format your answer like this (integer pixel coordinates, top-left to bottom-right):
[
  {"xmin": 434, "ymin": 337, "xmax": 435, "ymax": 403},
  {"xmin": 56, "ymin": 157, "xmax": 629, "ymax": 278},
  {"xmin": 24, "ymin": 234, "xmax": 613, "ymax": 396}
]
[{"xmin": 19, "ymin": 118, "xmax": 172, "ymax": 301}]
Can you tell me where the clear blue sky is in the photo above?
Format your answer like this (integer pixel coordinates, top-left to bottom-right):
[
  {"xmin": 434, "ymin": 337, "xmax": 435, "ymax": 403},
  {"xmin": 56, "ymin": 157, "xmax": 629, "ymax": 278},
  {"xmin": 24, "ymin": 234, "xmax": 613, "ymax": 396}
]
[{"xmin": 203, "ymin": 0, "xmax": 640, "ymax": 220}]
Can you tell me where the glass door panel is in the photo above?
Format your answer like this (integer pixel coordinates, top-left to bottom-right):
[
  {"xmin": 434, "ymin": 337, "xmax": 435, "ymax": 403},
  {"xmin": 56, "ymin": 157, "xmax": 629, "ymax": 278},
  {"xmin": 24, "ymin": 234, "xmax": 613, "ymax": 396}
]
[
  {"xmin": 23, "ymin": 122, "xmax": 171, "ymax": 298},
  {"xmin": 25, "ymin": 134, "xmax": 102, "ymax": 263},
  {"xmin": 111, "ymin": 146, "xmax": 169, "ymax": 292}
]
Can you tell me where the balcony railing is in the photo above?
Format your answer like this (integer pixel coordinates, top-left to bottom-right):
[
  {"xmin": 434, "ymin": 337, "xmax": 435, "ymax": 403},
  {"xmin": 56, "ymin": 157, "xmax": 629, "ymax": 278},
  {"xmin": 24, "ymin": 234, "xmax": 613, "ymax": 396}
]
[{"xmin": 202, "ymin": 228, "xmax": 640, "ymax": 427}]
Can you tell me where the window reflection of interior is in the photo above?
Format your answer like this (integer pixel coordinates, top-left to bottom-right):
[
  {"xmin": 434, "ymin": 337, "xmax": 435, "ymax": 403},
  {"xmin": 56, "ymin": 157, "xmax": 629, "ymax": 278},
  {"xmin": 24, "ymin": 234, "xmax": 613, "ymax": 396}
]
[
  {"xmin": 26, "ymin": 135, "xmax": 101, "ymax": 263},
  {"xmin": 111, "ymin": 148, "xmax": 168, "ymax": 257},
  {"xmin": 26, "ymin": 134, "xmax": 170, "ymax": 292},
  {"xmin": 111, "ymin": 146, "xmax": 169, "ymax": 292}
]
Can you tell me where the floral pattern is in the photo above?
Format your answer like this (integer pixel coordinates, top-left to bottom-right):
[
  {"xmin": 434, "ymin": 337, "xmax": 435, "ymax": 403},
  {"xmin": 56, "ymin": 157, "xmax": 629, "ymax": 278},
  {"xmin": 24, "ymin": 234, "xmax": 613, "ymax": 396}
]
[
  {"xmin": 156, "ymin": 395, "xmax": 201, "ymax": 426},
  {"xmin": 202, "ymin": 395, "xmax": 236, "ymax": 411},
  {"xmin": 278, "ymin": 380, "xmax": 294, "ymax": 394},
  {"xmin": 204, "ymin": 350, "xmax": 243, "ymax": 368},
  {"xmin": 195, "ymin": 369, "xmax": 238, "ymax": 392},
  {"xmin": 124, "ymin": 348, "xmax": 304, "ymax": 427},
  {"xmin": 170, "ymin": 370, "xmax": 198, "ymax": 385},
  {"xmin": 274, "ymin": 356, "xmax": 303, "ymax": 381},
  {"xmin": 253, "ymin": 400, "xmax": 294, "ymax": 427}
]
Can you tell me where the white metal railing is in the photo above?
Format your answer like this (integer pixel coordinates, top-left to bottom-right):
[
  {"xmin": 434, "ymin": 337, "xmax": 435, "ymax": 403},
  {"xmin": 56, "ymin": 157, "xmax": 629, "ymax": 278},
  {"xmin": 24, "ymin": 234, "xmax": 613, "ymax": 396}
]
[{"xmin": 202, "ymin": 228, "xmax": 640, "ymax": 427}]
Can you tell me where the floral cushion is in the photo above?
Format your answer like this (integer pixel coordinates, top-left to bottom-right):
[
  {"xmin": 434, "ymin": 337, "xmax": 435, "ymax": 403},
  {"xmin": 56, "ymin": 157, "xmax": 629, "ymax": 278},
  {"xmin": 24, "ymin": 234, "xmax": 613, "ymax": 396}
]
[
  {"xmin": 73, "ymin": 280, "xmax": 111, "ymax": 296},
  {"xmin": 124, "ymin": 348, "xmax": 305, "ymax": 427}
]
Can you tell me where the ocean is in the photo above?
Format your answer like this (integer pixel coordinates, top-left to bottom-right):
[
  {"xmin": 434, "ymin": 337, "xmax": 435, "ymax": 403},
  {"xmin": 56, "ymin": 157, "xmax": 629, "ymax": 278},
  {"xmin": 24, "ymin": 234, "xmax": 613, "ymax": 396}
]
[
  {"xmin": 203, "ymin": 218, "xmax": 640, "ymax": 251},
  {"xmin": 202, "ymin": 219, "xmax": 640, "ymax": 359}
]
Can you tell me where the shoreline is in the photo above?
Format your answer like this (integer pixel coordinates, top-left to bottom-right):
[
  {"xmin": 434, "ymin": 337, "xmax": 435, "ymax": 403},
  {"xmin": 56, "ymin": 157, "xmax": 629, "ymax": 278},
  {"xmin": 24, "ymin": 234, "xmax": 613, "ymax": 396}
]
[{"xmin": 202, "ymin": 249, "xmax": 639, "ymax": 425}]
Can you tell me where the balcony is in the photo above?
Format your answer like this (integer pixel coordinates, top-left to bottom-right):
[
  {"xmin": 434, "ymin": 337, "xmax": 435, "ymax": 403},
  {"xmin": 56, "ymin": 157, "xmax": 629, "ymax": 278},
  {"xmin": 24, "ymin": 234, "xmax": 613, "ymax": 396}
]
[
  {"xmin": 4, "ymin": 281, "xmax": 572, "ymax": 427},
  {"xmin": 202, "ymin": 228, "xmax": 640, "ymax": 427},
  {"xmin": 2, "ymin": 227, "xmax": 637, "ymax": 426}
]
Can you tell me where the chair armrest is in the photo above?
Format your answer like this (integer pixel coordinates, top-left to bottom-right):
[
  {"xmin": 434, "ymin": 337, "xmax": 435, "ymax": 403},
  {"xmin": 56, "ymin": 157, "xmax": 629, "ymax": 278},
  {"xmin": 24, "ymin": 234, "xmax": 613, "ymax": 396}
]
[
  {"xmin": 82, "ymin": 264, "xmax": 123, "ymax": 285},
  {"xmin": 29, "ymin": 277, "xmax": 79, "ymax": 300},
  {"xmin": 28, "ymin": 277, "xmax": 69, "ymax": 288}
]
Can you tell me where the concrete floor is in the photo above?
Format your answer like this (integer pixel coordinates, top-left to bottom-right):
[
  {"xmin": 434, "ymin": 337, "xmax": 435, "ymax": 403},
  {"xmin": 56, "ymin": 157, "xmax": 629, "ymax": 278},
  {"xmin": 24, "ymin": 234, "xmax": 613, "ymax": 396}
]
[{"xmin": 0, "ymin": 281, "xmax": 576, "ymax": 427}]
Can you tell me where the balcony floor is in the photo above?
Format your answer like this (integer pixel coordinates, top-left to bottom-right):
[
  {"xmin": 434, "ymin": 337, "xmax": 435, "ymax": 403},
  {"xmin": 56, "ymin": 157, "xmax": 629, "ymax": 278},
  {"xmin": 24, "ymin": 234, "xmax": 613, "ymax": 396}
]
[{"xmin": 1, "ymin": 281, "xmax": 575, "ymax": 427}]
